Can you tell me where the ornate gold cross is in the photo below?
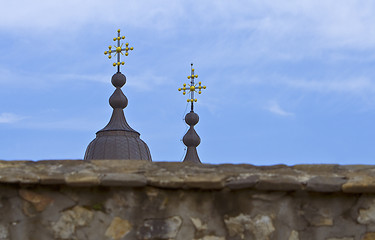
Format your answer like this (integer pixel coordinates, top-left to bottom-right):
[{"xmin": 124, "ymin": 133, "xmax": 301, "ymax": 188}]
[
  {"xmin": 178, "ymin": 63, "xmax": 206, "ymax": 110},
  {"xmin": 104, "ymin": 29, "xmax": 134, "ymax": 72}
]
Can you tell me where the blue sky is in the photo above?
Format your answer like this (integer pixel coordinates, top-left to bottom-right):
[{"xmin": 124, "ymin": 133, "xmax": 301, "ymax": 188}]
[{"xmin": 1, "ymin": 0, "xmax": 375, "ymax": 165}]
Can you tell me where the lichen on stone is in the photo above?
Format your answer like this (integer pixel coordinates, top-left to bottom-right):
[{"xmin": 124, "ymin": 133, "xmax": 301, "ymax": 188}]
[
  {"xmin": 105, "ymin": 217, "xmax": 132, "ymax": 240},
  {"xmin": 52, "ymin": 205, "xmax": 94, "ymax": 239}
]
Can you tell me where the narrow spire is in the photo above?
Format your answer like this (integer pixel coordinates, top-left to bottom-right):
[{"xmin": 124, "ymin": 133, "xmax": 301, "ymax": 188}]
[{"xmin": 178, "ymin": 64, "xmax": 207, "ymax": 163}]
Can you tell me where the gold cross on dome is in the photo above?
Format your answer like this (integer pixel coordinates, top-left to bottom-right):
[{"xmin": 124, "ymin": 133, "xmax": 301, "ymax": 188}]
[
  {"xmin": 178, "ymin": 63, "xmax": 206, "ymax": 109},
  {"xmin": 104, "ymin": 29, "xmax": 134, "ymax": 72}
]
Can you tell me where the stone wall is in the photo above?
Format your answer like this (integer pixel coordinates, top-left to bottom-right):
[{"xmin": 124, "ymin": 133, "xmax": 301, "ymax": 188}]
[{"xmin": 0, "ymin": 160, "xmax": 375, "ymax": 240}]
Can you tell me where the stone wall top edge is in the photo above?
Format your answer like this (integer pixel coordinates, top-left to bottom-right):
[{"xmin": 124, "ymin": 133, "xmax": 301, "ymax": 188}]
[{"xmin": 0, "ymin": 159, "xmax": 374, "ymax": 193}]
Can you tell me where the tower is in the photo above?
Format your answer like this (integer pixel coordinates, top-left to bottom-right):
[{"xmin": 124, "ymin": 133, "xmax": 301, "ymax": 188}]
[
  {"xmin": 84, "ymin": 29, "xmax": 152, "ymax": 161},
  {"xmin": 178, "ymin": 64, "xmax": 206, "ymax": 163}
]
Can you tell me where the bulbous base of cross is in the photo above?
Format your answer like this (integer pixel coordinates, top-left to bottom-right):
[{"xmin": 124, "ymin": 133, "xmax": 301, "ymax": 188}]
[
  {"xmin": 182, "ymin": 111, "xmax": 201, "ymax": 163},
  {"xmin": 84, "ymin": 72, "xmax": 152, "ymax": 161}
]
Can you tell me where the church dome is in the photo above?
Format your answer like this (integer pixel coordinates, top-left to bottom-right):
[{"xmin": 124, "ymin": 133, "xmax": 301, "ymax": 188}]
[
  {"xmin": 84, "ymin": 130, "xmax": 151, "ymax": 160},
  {"xmin": 84, "ymin": 72, "xmax": 152, "ymax": 161}
]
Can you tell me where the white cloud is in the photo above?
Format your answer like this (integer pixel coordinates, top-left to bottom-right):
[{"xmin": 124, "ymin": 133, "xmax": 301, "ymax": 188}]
[
  {"xmin": 1, "ymin": 0, "xmax": 374, "ymax": 77},
  {"xmin": 259, "ymin": 0, "xmax": 375, "ymax": 49},
  {"xmin": 0, "ymin": 0, "xmax": 184, "ymax": 32},
  {"xmin": 0, "ymin": 113, "xmax": 26, "ymax": 123},
  {"xmin": 267, "ymin": 101, "xmax": 294, "ymax": 117},
  {"xmin": 0, "ymin": 71, "xmax": 108, "ymax": 89},
  {"xmin": 234, "ymin": 74, "xmax": 375, "ymax": 96},
  {"xmin": 127, "ymin": 72, "xmax": 167, "ymax": 92},
  {"xmin": 55, "ymin": 71, "xmax": 167, "ymax": 92},
  {"xmin": 22, "ymin": 118, "xmax": 101, "ymax": 131},
  {"xmin": 282, "ymin": 78, "xmax": 375, "ymax": 94},
  {"xmin": 1, "ymin": 0, "xmax": 374, "ymax": 51},
  {"xmin": 0, "ymin": 70, "xmax": 163, "ymax": 92},
  {"xmin": 52, "ymin": 73, "xmax": 108, "ymax": 84}
]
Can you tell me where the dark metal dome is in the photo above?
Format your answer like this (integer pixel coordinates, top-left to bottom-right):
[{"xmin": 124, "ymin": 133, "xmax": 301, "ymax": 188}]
[{"xmin": 84, "ymin": 72, "xmax": 152, "ymax": 161}]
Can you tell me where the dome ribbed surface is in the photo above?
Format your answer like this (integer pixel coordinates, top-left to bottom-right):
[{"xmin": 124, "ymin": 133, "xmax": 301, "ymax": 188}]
[{"xmin": 84, "ymin": 131, "xmax": 151, "ymax": 160}]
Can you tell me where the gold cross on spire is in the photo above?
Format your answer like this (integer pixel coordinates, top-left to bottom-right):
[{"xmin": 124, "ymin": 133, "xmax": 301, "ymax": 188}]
[
  {"xmin": 178, "ymin": 63, "xmax": 206, "ymax": 110},
  {"xmin": 104, "ymin": 29, "xmax": 134, "ymax": 72}
]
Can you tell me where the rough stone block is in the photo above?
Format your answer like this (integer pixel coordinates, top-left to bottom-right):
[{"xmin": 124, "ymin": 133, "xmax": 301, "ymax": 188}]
[
  {"xmin": 224, "ymin": 214, "xmax": 275, "ymax": 240},
  {"xmin": 306, "ymin": 176, "xmax": 347, "ymax": 192},
  {"xmin": 225, "ymin": 174, "xmax": 259, "ymax": 189},
  {"xmin": 0, "ymin": 224, "xmax": 9, "ymax": 240},
  {"xmin": 52, "ymin": 206, "xmax": 94, "ymax": 239},
  {"xmin": 256, "ymin": 175, "xmax": 303, "ymax": 191},
  {"xmin": 65, "ymin": 173, "xmax": 100, "ymax": 186},
  {"xmin": 100, "ymin": 173, "xmax": 147, "ymax": 187},
  {"xmin": 327, "ymin": 238, "xmax": 354, "ymax": 240},
  {"xmin": 194, "ymin": 236, "xmax": 225, "ymax": 240},
  {"xmin": 19, "ymin": 189, "xmax": 53, "ymax": 212},
  {"xmin": 288, "ymin": 230, "xmax": 299, "ymax": 240},
  {"xmin": 190, "ymin": 217, "xmax": 208, "ymax": 232},
  {"xmin": 343, "ymin": 176, "xmax": 375, "ymax": 193},
  {"xmin": 137, "ymin": 216, "xmax": 182, "ymax": 239},
  {"xmin": 105, "ymin": 217, "xmax": 132, "ymax": 240},
  {"xmin": 358, "ymin": 201, "xmax": 375, "ymax": 225},
  {"xmin": 362, "ymin": 233, "xmax": 375, "ymax": 240}
]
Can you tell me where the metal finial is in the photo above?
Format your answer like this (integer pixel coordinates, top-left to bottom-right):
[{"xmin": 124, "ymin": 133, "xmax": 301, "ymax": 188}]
[
  {"xmin": 178, "ymin": 63, "xmax": 206, "ymax": 111},
  {"xmin": 104, "ymin": 29, "xmax": 134, "ymax": 73},
  {"xmin": 178, "ymin": 64, "xmax": 206, "ymax": 163}
]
